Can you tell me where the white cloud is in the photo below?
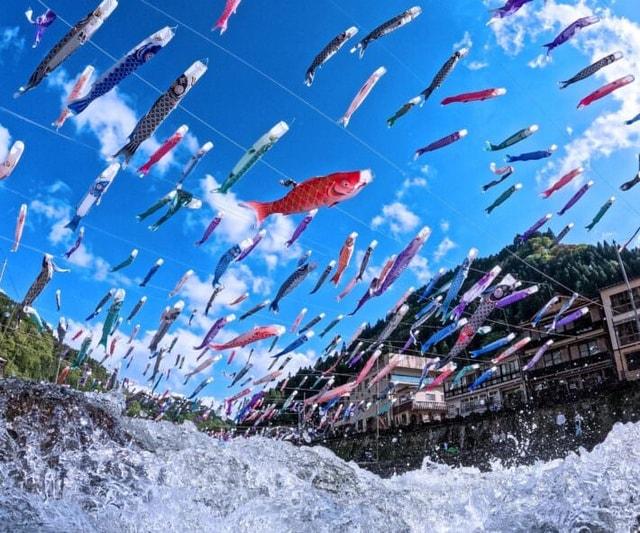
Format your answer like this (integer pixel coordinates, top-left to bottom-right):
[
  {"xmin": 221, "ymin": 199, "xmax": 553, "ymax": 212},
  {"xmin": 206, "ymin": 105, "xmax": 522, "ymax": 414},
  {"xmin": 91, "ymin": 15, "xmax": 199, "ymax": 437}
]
[
  {"xmin": 0, "ymin": 122, "xmax": 11, "ymax": 162},
  {"xmin": 433, "ymin": 237, "xmax": 457, "ymax": 262},
  {"xmin": 467, "ymin": 60, "xmax": 489, "ymax": 71},
  {"xmin": 395, "ymin": 176, "xmax": 427, "ymax": 199},
  {"xmin": 527, "ymin": 53, "xmax": 552, "ymax": 69},
  {"xmin": 453, "ymin": 31, "xmax": 473, "ymax": 50},
  {"xmin": 439, "ymin": 219, "xmax": 450, "ymax": 233},
  {"xmin": 489, "ymin": 1, "xmax": 640, "ymax": 188},
  {"xmin": 0, "ymin": 26, "xmax": 25, "ymax": 58},
  {"xmin": 408, "ymin": 254, "xmax": 432, "ymax": 284},
  {"xmin": 371, "ymin": 202, "xmax": 420, "ymax": 236},
  {"xmin": 28, "ymin": 197, "xmax": 131, "ymax": 285}
]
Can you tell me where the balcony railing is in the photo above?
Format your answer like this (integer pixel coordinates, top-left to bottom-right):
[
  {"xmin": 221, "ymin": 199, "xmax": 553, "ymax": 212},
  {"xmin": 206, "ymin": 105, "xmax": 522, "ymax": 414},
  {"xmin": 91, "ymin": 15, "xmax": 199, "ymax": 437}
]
[{"xmin": 393, "ymin": 399, "xmax": 447, "ymax": 414}]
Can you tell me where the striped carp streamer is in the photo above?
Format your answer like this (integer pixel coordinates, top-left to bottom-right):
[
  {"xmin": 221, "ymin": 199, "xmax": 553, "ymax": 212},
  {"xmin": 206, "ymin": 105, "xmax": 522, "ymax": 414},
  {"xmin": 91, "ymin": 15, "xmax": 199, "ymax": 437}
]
[
  {"xmin": 578, "ymin": 75, "xmax": 635, "ymax": 109},
  {"xmin": 271, "ymin": 262, "xmax": 317, "ymax": 313},
  {"xmin": 441, "ymin": 88, "xmax": 506, "ymax": 105},
  {"xmin": 25, "ymin": 8, "xmax": 57, "ymax": 48},
  {"xmin": 421, "ymin": 47, "xmax": 469, "ymax": 102},
  {"xmin": 0, "ymin": 140, "xmax": 25, "ymax": 181},
  {"xmin": 387, "ymin": 96, "xmax": 421, "ymax": 128},
  {"xmin": 541, "ymin": 167, "xmax": 583, "ymax": 198},
  {"xmin": 52, "ymin": 65, "xmax": 94, "ymax": 130},
  {"xmin": 544, "ymin": 16, "xmax": 600, "ymax": 56},
  {"xmin": 486, "ymin": 124, "xmax": 538, "ymax": 151},
  {"xmin": 485, "ymin": 183, "xmax": 523, "ymax": 214},
  {"xmin": 559, "ymin": 51, "xmax": 623, "ymax": 89},
  {"xmin": 66, "ymin": 162, "xmax": 120, "ymax": 231},
  {"xmin": 585, "ymin": 197, "xmax": 615, "ymax": 232},
  {"xmin": 68, "ymin": 26, "xmax": 175, "ymax": 115},
  {"xmin": 137, "ymin": 125, "xmax": 188, "ymax": 177},
  {"xmin": 350, "ymin": 7, "xmax": 421, "ymax": 59},
  {"xmin": 557, "ymin": 180, "xmax": 593, "ymax": 216},
  {"xmin": 16, "ymin": 0, "xmax": 118, "ymax": 97},
  {"xmin": 305, "ymin": 26, "xmax": 358, "ymax": 86},
  {"xmin": 414, "ymin": 130, "xmax": 467, "ymax": 159},
  {"xmin": 216, "ymin": 121, "xmax": 289, "ymax": 194},
  {"xmin": 339, "ymin": 67, "xmax": 387, "ymax": 128},
  {"xmin": 113, "ymin": 60, "xmax": 207, "ymax": 164},
  {"xmin": 11, "ymin": 204, "xmax": 27, "ymax": 252},
  {"xmin": 213, "ymin": 0, "xmax": 242, "ymax": 35},
  {"xmin": 243, "ymin": 169, "xmax": 372, "ymax": 226}
]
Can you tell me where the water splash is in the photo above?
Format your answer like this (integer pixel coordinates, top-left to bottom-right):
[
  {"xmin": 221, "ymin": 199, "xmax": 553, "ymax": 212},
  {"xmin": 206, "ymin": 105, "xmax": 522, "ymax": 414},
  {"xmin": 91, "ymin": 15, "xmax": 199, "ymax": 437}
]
[{"xmin": 1, "ymin": 380, "xmax": 639, "ymax": 531}]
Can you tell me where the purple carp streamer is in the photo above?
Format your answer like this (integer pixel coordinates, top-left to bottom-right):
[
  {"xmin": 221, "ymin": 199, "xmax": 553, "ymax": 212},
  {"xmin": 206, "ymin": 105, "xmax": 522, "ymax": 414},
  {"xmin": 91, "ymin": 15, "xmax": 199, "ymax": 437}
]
[
  {"xmin": 350, "ymin": 7, "xmax": 422, "ymax": 59},
  {"xmin": 414, "ymin": 130, "xmax": 467, "ymax": 159},
  {"xmin": 517, "ymin": 213, "xmax": 552, "ymax": 243},
  {"xmin": 557, "ymin": 180, "xmax": 593, "ymax": 216},
  {"xmin": 488, "ymin": 0, "xmax": 534, "ymax": 22},
  {"xmin": 286, "ymin": 209, "xmax": 317, "ymax": 248},
  {"xmin": 25, "ymin": 8, "xmax": 57, "ymax": 48},
  {"xmin": 196, "ymin": 211, "xmax": 224, "ymax": 246},
  {"xmin": 544, "ymin": 16, "xmax": 600, "ymax": 56}
]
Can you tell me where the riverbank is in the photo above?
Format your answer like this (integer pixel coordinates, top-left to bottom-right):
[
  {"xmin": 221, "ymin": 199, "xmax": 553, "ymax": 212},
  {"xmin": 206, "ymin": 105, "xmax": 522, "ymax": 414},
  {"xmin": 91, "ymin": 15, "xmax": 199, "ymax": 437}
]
[{"xmin": 319, "ymin": 381, "xmax": 640, "ymax": 477}]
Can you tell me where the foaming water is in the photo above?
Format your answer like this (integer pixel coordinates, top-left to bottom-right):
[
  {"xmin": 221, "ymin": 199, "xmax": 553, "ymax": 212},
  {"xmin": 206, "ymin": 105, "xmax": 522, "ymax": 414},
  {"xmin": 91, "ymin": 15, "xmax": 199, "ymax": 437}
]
[{"xmin": 1, "ymin": 383, "xmax": 639, "ymax": 532}]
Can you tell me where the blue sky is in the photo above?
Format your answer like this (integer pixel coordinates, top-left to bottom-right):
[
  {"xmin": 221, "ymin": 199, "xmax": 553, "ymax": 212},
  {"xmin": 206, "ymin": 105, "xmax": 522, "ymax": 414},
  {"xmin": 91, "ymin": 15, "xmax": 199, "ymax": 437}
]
[{"xmin": 0, "ymin": 0, "xmax": 638, "ymax": 409}]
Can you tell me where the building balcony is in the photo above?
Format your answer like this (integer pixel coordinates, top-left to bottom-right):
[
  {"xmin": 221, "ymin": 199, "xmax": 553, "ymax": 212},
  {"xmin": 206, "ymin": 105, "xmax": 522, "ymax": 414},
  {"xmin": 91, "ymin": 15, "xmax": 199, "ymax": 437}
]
[
  {"xmin": 393, "ymin": 398, "xmax": 447, "ymax": 415},
  {"xmin": 526, "ymin": 350, "xmax": 612, "ymax": 380}
]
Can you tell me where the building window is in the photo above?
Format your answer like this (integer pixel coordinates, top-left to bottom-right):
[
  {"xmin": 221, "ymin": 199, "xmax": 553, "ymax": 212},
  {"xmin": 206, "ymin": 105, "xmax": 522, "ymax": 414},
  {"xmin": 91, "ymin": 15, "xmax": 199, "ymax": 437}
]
[
  {"xmin": 626, "ymin": 351, "xmax": 640, "ymax": 371},
  {"xmin": 614, "ymin": 320, "xmax": 640, "ymax": 347},
  {"xmin": 577, "ymin": 340, "xmax": 599, "ymax": 359},
  {"xmin": 609, "ymin": 288, "xmax": 640, "ymax": 315}
]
